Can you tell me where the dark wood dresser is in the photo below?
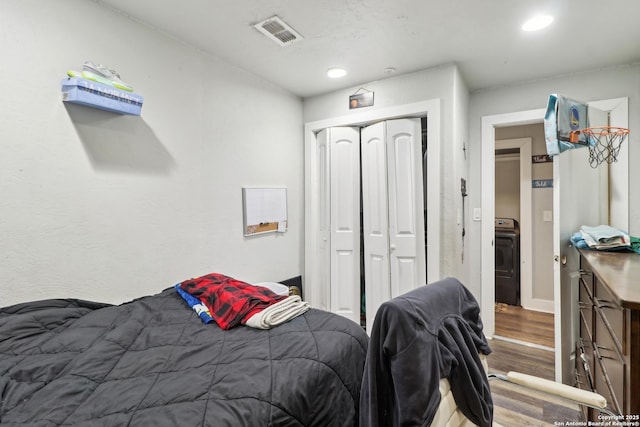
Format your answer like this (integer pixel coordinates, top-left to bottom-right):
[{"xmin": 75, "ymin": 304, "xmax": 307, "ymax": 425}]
[{"xmin": 576, "ymin": 249, "xmax": 640, "ymax": 418}]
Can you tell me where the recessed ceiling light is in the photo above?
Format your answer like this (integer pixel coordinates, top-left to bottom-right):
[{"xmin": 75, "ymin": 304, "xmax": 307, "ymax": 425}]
[
  {"xmin": 522, "ymin": 15, "xmax": 553, "ymax": 32},
  {"xmin": 327, "ymin": 67, "xmax": 347, "ymax": 78}
]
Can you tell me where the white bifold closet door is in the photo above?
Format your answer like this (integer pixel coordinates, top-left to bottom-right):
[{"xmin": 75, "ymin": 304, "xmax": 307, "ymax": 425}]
[
  {"xmin": 316, "ymin": 126, "xmax": 361, "ymax": 323},
  {"xmin": 361, "ymin": 119, "xmax": 426, "ymax": 325},
  {"xmin": 315, "ymin": 118, "xmax": 425, "ymax": 327}
]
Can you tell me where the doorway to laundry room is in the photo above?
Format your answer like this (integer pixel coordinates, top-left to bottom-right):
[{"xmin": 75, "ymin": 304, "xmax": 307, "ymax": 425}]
[
  {"xmin": 493, "ymin": 124, "xmax": 555, "ymax": 351},
  {"xmin": 481, "ymin": 97, "xmax": 628, "ymax": 382}
]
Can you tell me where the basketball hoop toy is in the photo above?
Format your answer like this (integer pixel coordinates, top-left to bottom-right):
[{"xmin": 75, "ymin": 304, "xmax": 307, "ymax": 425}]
[{"xmin": 571, "ymin": 126, "xmax": 630, "ymax": 168}]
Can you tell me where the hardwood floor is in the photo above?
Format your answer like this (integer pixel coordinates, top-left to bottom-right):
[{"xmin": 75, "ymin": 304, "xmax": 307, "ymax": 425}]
[
  {"xmin": 487, "ymin": 304, "xmax": 583, "ymax": 425},
  {"xmin": 494, "ymin": 303, "xmax": 554, "ymax": 349},
  {"xmin": 487, "ymin": 338, "xmax": 555, "ymax": 380}
]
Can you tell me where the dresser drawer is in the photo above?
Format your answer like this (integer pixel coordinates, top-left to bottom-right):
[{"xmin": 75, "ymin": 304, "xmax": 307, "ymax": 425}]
[
  {"xmin": 594, "ymin": 343, "xmax": 625, "ymax": 415},
  {"xmin": 578, "ymin": 250, "xmax": 640, "ymax": 417},
  {"xmin": 594, "ymin": 278, "xmax": 625, "ymax": 354},
  {"xmin": 575, "ymin": 339, "xmax": 594, "ymax": 392},
  {"xmin": 595, "ymin": 304, "xmax": 623, "ymax": 359},
  {"xmin": 580, "ymin": 312, "xmax": 593, "ymax": 347},
  {"xmin": 574, "ymin": 367, "xmax": 591, "ymax": 420},
  {"xmin": 579, "ymin": 267, "xmax": 594, "ymax": 293},
  {"xmin": 579, "ymin": 278, "xmax": 594, "ymax": 341}
]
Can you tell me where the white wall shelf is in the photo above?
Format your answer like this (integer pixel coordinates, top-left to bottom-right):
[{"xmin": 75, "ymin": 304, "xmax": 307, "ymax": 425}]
[{"xmin": 61, "ymin": 77, "xmax": 143, "ymax": 115}]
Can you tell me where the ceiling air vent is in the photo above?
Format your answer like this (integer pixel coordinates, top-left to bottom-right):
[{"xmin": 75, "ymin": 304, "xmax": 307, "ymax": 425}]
[{"xmin": 253, "ymin": 16, "xmax": 303, "ymax": 47}]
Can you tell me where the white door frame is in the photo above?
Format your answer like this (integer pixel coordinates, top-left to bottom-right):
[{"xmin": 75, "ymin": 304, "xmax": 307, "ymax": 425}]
[
  {"xmin": 481, "ymin": 98, "xmax": 629, "ymax": 382},
  {"xmin": 494, "ymin": 137, "xmax": 541, "ymax": 313},
  {"xmin": 481, "ymin": 109, "xmax": 544, "ymax": 341},
  {"xmin": 304, "ymin": 99, "xmax": 441, "ymax": 310}
]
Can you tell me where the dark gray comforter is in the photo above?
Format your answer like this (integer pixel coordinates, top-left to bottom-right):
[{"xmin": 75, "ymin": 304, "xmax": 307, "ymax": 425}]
[{"xmin": 0, "ymin": 288, "xmax": 368, "ymax": 426}]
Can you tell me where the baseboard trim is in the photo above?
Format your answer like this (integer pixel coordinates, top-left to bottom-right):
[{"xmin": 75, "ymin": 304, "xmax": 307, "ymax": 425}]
[
  {"xmin": 491, "ymin": 334, "xmax": 555, "ymax": 352},
  {"xmin": 522, "ymin": 298, "xmax": 554, "ymax": 313}
]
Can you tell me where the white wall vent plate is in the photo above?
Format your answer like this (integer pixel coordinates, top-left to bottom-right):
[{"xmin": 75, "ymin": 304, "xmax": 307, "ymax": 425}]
[{"xmin": 253, "ymin": 16, "xmax": 303, "ymax": 46}]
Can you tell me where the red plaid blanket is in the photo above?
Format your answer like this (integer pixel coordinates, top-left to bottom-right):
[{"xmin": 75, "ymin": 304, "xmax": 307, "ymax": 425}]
[{"xmin": 178, "ymin": 272, "xmax": 287, "ymax": 329}]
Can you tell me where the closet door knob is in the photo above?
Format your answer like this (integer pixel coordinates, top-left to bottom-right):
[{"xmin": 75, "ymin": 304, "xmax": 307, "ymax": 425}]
[{"xmin": 390, "ymin": 244, "xmax": 396, "ymax": 251}]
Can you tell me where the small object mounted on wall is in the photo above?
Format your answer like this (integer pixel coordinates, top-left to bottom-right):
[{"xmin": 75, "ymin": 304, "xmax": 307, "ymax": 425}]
[
  {"xmin": 61, "ymin": 61, "xmax": 143, "ymax": 115},
  {"xmin": 532, "ymin": 179, "xmax": 553, "ymax": 188},
  {"xmin": 349, "ymin": 87, "xmax": 374, "ymax": 109},
  {"xmin": 532, "ymin": 154, "xmax": 553, "ymax": 163},
  {"xmin": 576, "ymin": 126, "xmax": 630, "ymax": 168},
  {"xmin": 62, "ymin": 77, "xmax": 144, "ymax": 115},
  {"xmin": 242, "ymin": 187, "xmax": 288, "ymax": 236},
  {"xmin": 544, "ymin": 94, "xmax": 631, "ymax": 168}
]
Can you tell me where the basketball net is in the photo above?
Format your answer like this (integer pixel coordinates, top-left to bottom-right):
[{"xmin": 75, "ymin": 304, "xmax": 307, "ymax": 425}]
[{"xmin": 572, "ymin": 126, "xmax": 629, "ymax": 168}]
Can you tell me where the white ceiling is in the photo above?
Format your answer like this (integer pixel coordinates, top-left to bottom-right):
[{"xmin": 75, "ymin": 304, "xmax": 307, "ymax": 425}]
[{"xmin": 95, "ymin": 0, "xmax": 640, "ymax": 98}]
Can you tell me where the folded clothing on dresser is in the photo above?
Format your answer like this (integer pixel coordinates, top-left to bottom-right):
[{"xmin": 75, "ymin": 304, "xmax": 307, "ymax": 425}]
[{"xmin": 570, "ymin": 224, "xmax": 640, "ymax": 253}]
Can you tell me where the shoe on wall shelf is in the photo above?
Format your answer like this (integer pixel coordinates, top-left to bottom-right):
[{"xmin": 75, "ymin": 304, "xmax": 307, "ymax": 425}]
[{"xmin": 61, "ymin": 62, "xmax": 143, "ymax": 115}]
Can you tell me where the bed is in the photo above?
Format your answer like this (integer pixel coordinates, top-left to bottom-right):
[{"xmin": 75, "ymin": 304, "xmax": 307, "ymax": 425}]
[{"xmin": 0, "ymin": 284, "xmax": 368, "ymax": 426}]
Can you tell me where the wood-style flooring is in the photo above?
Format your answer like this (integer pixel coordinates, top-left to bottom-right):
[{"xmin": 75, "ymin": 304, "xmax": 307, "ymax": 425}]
[
  {"xmin": 494, "ymin": 303, "xmax": 554, "ymax": 349},
  {"xmin": 487, "ymin": 304, "xmax": 583, "ymax": 425}
]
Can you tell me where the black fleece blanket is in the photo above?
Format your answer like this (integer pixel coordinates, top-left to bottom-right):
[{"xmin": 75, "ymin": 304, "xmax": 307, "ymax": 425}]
[{"xmin": 0, "ymin": 288, "xmax": 368, "ymax": 426}]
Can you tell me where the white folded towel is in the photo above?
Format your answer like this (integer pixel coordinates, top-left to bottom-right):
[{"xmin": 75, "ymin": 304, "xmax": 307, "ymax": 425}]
[
  {"xmin": 580, "ymin": 225, "xmax": 626, "ymax": 244},
  {"xmin": 244, "ymin": 295, "xmax": 310, "ymax": 329},
  {"xmin": 580, "ymin": 225, "xmax": 630, "ymax": 249}
]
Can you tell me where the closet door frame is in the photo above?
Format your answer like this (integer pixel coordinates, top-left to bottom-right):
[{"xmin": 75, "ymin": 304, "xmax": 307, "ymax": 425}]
[{"xmin": 304, "ymin": 99, "xmax": 441, "ymax": 312}]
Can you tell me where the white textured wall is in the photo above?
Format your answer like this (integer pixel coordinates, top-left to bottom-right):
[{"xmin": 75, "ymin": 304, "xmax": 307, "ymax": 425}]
[
  {"xmin": 0, "ymin": 0, "xmax": 303, "ymax": 307},
  {"xmin": 452, "ymin": 67, "xmax": 470, "ymax": 284},
  {"xmin": 494, "ymin": 158, "xmax": 520, "ymax": 220}
]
